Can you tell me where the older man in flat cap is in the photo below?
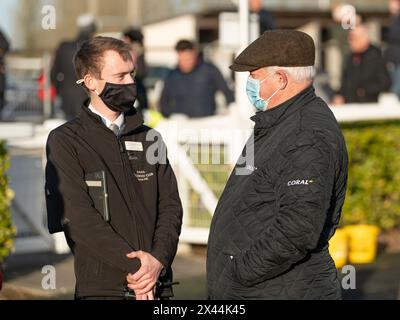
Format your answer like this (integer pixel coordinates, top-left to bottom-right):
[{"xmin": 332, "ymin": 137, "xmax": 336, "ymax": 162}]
[{"xmin": 207, "ymin": 30, "xmax": 348, "ymax": 300}]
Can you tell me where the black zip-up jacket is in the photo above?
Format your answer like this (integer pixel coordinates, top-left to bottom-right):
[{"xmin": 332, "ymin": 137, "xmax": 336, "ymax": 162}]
[
  {"xmin": 207, "ymin": 86, "xmax": 348, "ymax": 300},
  {"xmin": 339, "ymin": 45, "xmax": 391, "ymax": 103},
  {"xmin": 45, "ymin": 103, "xmax": 183, "ymax": 298}
]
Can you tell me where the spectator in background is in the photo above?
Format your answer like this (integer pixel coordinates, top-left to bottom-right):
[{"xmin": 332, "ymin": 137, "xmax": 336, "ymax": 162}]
[
  {"xmin": 159, "ymin": 40, "xmax": 234, "ymax": 118},
  {"xmin": 0, "ymin": 29, "xmax": 10, "ymax": 120},
  {"xmin": 314, "ymin": 5, "xmax": 356, "ymax": 104},
  {"xmin": 385, "ymin": 0, "xmax": 400, "ymax": 99},
  {"xmin": 332, "ymin": 25, "xmax": 391, "ymax": 105},
  {"xmin": 51, "ymin": 14, "xmax": 98, "ymax": 120},
  {"xmin": 123, "ymin": 28, "xmax": 148, "ymax": 113},
  {"xmin": 249, "ymin": 0, "xmax": 277, "ymax": 34}
]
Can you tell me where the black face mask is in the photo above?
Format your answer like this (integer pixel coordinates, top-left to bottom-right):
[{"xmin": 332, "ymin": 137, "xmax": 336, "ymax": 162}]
[{"xmin": 97, "ymin": 82, "xmax": 137, "ymax": 113}]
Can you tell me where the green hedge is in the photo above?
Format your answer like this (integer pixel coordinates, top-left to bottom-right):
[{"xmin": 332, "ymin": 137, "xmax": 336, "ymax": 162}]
[
  {"xmin": 341, "ymin": 121, "xmax": 400, "ymax": 230},
  {"xmin": 0, "ymin": 141, "xmax": 15, "ymax": 264}
]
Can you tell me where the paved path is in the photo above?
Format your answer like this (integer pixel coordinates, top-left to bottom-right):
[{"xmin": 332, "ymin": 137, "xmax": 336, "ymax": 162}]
[{"xmin": 2, "ymin": 250, "xmax": 399, "ymax": 300}]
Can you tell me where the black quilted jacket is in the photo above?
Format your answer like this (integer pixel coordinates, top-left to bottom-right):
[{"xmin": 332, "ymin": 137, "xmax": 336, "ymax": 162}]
[{"xmin": 207, "ymin": 86, "xmax": 348, "ymax": 300}]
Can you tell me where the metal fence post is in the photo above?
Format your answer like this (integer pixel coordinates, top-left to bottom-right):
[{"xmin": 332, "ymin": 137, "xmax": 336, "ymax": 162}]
[{"xmin": 42, "ymin": 52, "xmax": 52, "ymax": 120}]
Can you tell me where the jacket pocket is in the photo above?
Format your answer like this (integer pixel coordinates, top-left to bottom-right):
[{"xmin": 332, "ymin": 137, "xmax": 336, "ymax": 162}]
[
  {"xmin": 85, "ymin": 170, "xmax": 110, "ymax": 222},
  {"xmin": 220, "ymin": 250, "xmax": 252, "ymax": 298},
  {"xmin": 221, "ymin": 247, "xmax": 244, "ymax": 282}
]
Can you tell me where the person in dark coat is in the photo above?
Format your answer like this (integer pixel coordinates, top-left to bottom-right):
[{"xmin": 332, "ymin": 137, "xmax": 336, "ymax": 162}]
[
  {"xmin": 123, "ymin": 28, "xmax": 149, "ymax": 113},
  {"xmin": 385, "ymin": 0, "xmax": 400, "ymax": 98},
  {"xmin": 249, "ymin": 0, "xmax": 277, "ymax": 34},
  {"xmin": 333, "ymin": 24, "xmax": 391, "ymax": 105},
  {"xmin": 207, "ymin": 30, "xmax": 348, "ymax": 300},
  {"xmin": 160, "ymin": 40, "xmax": 234, "ymax": 118},
  {"xmin": 45, "ymin": 37, "xmax": 183, "ymax": 300},
  {"xmin": 0, "ymin": 29, "xmax": 10, "ymax": 119},
  {"xmin": 51, "ymin": 14, "xmax": 98, "ymax": 120}
]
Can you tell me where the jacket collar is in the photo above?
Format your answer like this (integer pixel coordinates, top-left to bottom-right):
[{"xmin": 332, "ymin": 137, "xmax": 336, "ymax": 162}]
[
  {"xmin": 88, "ymin": 104, "xmax": 125, "ymax": 129},
  {"xmin": 80, "ymin": 99, "xmax": 144, "ymax": 136},
  {"xmin": 251, "ymin": 85, "xmax": 316, "ymax": 130}
]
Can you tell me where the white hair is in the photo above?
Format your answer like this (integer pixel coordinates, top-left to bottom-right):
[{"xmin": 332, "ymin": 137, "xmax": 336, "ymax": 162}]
[{"xmin": 267, "ymin": 66, "xmax": 316, "ymax": 83}]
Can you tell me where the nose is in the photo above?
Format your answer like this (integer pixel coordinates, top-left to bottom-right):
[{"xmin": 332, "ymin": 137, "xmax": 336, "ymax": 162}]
[{"xmin": 124, "ymin": 73, "xmax": 135, "ymax": 84}]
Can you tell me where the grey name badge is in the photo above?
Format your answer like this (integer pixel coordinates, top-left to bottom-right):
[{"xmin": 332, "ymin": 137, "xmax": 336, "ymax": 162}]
[{"xmin": 125, "ymin": 141, "xmax": 143, "ymax": 152}]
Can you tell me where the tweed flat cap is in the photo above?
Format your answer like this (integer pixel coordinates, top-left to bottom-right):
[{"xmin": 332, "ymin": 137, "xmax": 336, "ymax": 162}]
[{"xmin": 230, "ymin": 30, "xmax": 316, "ymax": 72}]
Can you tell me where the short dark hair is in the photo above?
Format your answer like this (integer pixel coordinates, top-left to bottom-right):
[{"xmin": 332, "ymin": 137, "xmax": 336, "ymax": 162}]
[
  {"xmin": 175, "ymin": 40, "xmax": 195, "ymax": 52},
  {"xmin": 123, "ymin": 28, "xmax": 144, "ymax": 45},
  {"xmin": 73, "ymin": 36, "xmax": 133, "ymax": 80}
]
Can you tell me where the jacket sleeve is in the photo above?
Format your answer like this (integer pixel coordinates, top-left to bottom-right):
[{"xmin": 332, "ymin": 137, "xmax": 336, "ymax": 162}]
[
  {"xmin": 364, "ymin": 51, "xmax": 392, "ymax": 97},
  {"xmin": 45, "ymin": 130, "xmax": 141, "ymax": 274},
  {"xmin": 337, "ymin": 56, "xmax": 350, "ymax": 98},
  {"xmin": 231, "ymin": 132, "xmax": 336, "ymax": 286},
  {"xmin": 211, "ymin": 65, "xmax": 235, "ymax": 105},
  {"xmin": 150, "ymin": 135, "xmax": 183, "ymax": 269},
  {"xmin": 159, "ymin": 75, "xmax": 173, "ymax": 118}
]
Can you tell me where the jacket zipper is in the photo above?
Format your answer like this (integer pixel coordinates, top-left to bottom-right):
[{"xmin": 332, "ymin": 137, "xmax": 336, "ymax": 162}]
[
  {"xmin": 84, "ymin": 110, "xmax": 145, "ymax": 250},
  {"xmin": 117, "ymin": 136, "xmax": 143, "ymax": 250}
]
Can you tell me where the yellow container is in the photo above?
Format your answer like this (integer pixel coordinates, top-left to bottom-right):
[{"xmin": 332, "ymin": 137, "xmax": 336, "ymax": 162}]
[
  {"xmin": 329, "ymin": 228, "xmax": 348, "ymax": 269},
  {"xmin": 345, "ymin": 225, "xmax": 380, "ymax": 264}
]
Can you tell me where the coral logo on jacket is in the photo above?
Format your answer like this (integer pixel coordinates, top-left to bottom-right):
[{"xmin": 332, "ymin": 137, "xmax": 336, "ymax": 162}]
[{"xmin": 287, "ymin": 179, "xmax": 314, "ymax": 186}]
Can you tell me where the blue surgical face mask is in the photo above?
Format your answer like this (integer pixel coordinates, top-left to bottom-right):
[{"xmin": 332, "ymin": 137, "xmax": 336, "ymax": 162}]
[{"xmin": 246, "ymin": 73, "xmax": 282, "ymax": 112}]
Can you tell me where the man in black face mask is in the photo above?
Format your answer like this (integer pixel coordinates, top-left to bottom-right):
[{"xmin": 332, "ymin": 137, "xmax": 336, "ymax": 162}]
[{"xmin": 45, "ymin": 37, "xmax": 183, "ymax": 300}]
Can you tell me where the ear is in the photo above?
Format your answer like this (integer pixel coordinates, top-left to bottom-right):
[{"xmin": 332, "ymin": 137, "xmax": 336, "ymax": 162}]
[
  {"xmin": 277, "ymin": 71, "xmax": 289, "ymax": 90},
  {"xmin": 83, "ymin": 74, "xmax": 97, "ymax": 92}
]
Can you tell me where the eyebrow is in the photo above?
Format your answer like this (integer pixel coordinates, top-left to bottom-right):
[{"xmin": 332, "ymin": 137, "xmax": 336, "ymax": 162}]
[{"xmin": 113, "ymin": 68, "xmax": 136, "ymax": 77}]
